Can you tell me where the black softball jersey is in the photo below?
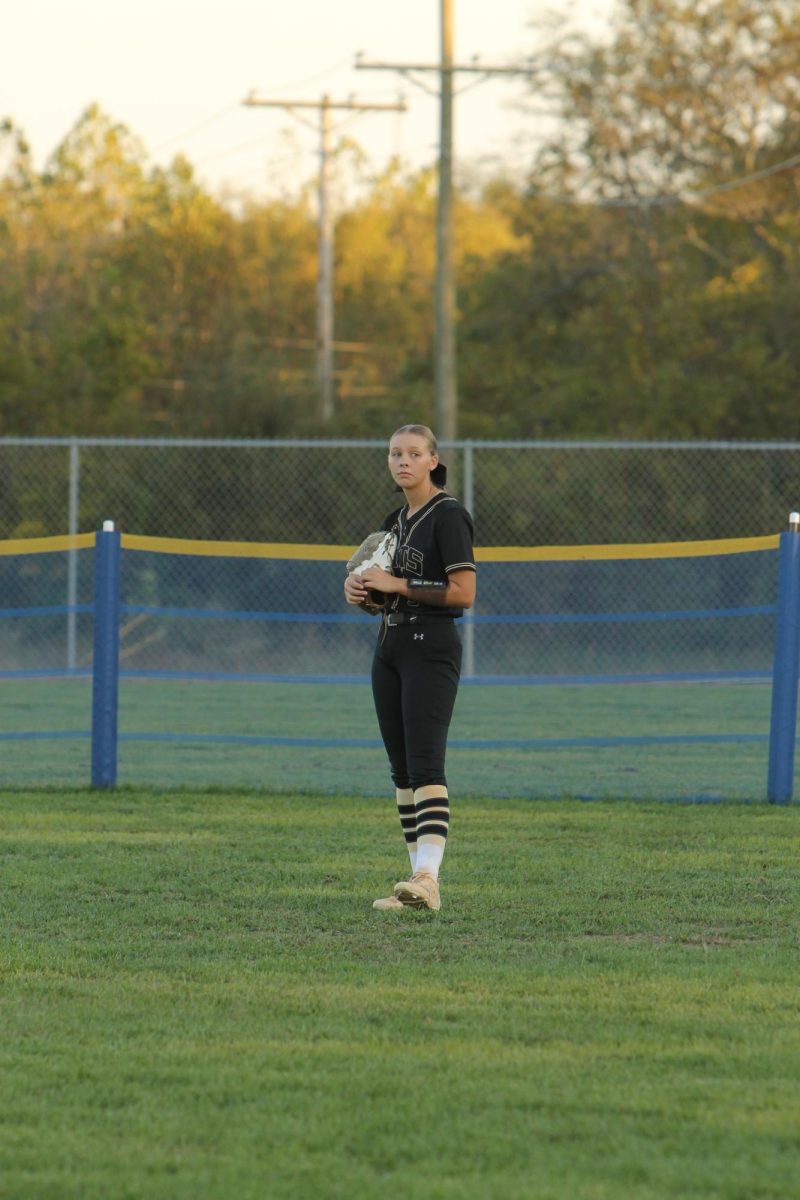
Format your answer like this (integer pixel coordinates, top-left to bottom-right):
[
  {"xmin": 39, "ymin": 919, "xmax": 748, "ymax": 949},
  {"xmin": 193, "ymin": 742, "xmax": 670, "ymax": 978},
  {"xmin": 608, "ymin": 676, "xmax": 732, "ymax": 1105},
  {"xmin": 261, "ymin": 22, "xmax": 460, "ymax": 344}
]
[{"xmin": 380, "ymin": 493, "xmax": 476, "ymax": 619}]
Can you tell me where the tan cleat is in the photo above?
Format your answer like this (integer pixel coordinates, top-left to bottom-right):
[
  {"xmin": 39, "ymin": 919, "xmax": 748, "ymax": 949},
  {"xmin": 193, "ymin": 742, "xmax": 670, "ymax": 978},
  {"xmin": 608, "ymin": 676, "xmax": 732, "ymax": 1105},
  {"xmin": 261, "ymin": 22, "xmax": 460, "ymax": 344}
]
[
  {"xmin": 372, "ymin": 894, "xmax": 405, "ymax": 911},
  {"xmin": 393, "ymin": 870, "xmax": 441, "ymax": 911}
]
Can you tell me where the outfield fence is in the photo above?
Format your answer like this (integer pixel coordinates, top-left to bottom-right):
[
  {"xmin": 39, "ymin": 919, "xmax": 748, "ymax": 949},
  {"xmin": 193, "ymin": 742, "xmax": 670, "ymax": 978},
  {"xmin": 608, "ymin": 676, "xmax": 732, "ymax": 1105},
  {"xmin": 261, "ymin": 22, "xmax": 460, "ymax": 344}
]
[
  {"xmin": 5, "ymin": 435, "xmax": 800, "ymax": 681},
  {"xmin": 1, "ymin": 523, "xmax": 799, "ymax": 802},
  {"xmin": 4, "ymin": 437, "xmax": 800, "ymax": 548}
]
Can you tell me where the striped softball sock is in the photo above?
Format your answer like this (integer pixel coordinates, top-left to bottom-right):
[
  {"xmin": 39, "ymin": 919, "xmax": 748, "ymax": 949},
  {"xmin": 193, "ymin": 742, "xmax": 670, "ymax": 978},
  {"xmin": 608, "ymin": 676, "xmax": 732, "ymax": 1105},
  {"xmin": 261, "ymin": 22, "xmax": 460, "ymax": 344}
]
[
  {"xmin": 413, "ymin": 784, "xmax": 450, "ymax": 879},
  {"xmin": 396, "ymin": 787, "xmax": 417, "ymax": 871}
]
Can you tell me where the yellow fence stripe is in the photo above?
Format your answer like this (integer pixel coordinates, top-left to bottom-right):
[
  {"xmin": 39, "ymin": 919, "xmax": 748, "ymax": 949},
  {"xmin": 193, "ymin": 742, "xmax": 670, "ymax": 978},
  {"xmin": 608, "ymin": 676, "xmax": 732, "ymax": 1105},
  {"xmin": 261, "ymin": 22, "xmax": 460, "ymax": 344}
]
[
  {"xmin": 475, "ymin": 535, "xmax": 779, "ymax": 562},
  {"xmin": 0, "ymin": 532, "xmax": 95, "ymax": 556},
  {"xmin": 120, "ymin": 531, "xmax": 780, "ymax": 561},
  {"xmin": 0, "ymin": 531, "xmax": 779, "ymax": 561},
  {"xmin": 121, "ymin": 534, "xmax": 353, "ymax": 560}
]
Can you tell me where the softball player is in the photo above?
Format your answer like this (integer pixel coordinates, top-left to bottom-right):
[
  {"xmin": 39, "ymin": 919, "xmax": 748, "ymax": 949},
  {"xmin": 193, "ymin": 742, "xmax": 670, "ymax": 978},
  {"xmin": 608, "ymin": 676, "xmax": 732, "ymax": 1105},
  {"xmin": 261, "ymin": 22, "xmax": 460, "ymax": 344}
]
[{"xmin": 344, "ymin": 424, "xmax": 476, "ymax": 911}]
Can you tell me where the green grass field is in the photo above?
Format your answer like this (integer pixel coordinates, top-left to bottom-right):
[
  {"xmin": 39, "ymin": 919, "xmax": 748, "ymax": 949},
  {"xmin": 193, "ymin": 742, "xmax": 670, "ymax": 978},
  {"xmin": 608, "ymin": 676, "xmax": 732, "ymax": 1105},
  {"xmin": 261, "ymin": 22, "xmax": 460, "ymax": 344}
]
[
  {"xmin": 1, "ymin": 677, "xmax": 773, "ymax": 799},
  {"xmin": 2, "ymin": 789, "xmax": 798, "ymax": 1199}
]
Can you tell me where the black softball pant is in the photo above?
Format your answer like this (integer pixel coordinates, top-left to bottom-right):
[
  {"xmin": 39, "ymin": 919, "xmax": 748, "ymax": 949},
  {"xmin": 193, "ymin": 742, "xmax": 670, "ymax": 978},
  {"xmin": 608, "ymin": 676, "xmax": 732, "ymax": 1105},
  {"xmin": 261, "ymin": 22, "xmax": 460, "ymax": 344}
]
[{"xmin": 371, "ymin": 621, "xmax": 463, "ymax": 791}]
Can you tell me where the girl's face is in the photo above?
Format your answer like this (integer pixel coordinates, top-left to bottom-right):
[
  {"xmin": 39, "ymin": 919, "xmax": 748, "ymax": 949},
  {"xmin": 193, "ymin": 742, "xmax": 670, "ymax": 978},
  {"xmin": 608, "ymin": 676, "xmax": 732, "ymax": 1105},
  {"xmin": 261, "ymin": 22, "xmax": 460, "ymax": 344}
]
[{"xmin": 388, "ymin": 434, "xmax": 438, "ymax": 491}]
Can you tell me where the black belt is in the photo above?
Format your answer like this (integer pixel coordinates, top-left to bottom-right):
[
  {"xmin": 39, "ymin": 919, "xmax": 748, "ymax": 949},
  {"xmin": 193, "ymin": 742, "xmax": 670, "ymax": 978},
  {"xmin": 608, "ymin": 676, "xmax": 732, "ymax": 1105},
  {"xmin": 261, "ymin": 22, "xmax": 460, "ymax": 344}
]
[{"xmin": 384, "ymin": 612, "xmax": 454, "ymax": 627}]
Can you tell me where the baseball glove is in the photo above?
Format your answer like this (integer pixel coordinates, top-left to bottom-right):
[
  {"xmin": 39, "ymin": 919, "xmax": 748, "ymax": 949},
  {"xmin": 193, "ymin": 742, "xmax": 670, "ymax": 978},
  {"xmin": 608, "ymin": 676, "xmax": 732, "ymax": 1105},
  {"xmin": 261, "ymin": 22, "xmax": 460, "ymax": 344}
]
[{"xmin": 347, "ymin": 529, "xmax": 398, "ymax": 613}]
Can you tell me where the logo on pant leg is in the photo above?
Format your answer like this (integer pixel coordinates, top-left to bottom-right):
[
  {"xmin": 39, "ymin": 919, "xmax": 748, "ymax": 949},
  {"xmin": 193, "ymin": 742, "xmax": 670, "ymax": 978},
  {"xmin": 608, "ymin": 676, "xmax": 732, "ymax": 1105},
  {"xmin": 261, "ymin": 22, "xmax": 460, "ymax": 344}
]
[{"xmin": 413, "ymin": 633, "xmax": 425, "ymax": 640}]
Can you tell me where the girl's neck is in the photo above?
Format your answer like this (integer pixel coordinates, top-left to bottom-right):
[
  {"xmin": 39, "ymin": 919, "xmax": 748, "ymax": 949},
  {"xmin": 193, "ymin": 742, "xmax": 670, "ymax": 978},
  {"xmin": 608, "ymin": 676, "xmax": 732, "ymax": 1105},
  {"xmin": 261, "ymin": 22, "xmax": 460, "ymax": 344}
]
[{"xmin": 405, "ymin": 484, "xmax": 440, "ymax": 516}]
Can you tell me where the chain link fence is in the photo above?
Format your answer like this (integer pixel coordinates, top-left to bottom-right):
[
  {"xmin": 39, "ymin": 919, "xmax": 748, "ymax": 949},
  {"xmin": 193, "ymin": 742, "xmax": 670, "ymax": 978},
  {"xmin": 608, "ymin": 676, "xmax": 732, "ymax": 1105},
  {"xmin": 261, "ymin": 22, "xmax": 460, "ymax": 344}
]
[
  {"xmin": 2, "ymin": 437, "xmax": 799, "ymax": 545},
  {"xmin": 1, "ymin": 438, "xmax": 796, "ymax": 797}
]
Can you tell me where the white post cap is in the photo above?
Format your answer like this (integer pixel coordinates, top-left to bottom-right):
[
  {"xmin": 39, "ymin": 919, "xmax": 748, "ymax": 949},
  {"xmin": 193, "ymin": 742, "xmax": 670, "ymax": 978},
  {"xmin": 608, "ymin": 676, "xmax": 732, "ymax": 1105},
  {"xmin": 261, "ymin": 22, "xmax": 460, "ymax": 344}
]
[{"xmin": 102, "ymin": 520, "xmax": 115, "ymax": 532}]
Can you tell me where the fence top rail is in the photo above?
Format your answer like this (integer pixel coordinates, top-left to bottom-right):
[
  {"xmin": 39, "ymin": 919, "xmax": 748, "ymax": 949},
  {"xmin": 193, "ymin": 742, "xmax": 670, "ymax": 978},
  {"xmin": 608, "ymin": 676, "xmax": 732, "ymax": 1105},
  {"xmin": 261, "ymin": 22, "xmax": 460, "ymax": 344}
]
[
  {"xmin": 121, "ymin": 532, "xmax": 780, "ymax": 560},
  {"xmin": 4, "ymin": 437, "xmax": 800, "ymax": 452},
  {"xmin": 0, "ymin": 532, "xmax": 95, "ymax": 556},
  {"xmin": 0, "ymin": 531, "xmax": 781, "ymax": 560},
  {"xmin": 476, "ymin": 535, "xmax": 779, "ymax": 561}
]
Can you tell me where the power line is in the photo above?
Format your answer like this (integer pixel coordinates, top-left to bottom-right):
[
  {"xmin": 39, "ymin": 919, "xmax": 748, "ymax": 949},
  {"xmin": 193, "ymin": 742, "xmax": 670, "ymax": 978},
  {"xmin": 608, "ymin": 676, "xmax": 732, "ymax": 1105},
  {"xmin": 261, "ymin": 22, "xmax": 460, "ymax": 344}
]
[
  {"xmin": 147, "ymin": 105, "xmax": 239, "ymax": 156},
  {"xmin": 254, "ymin": 56, "xmax": 353, "ymax": 94},
  {"xmin": 192, "ymin": 133, "xmax": 274, "ymax": 168},
  {"xmin": 145, "ymin": 60, "xmax": 354, "ymax": 161},
  {"xmin": 694, "ymin": 151, "xmax": 800, "ymax": 199},
  {"xmin": 533, "ymin": 150, "xmax": 800, "ymax": 211}
]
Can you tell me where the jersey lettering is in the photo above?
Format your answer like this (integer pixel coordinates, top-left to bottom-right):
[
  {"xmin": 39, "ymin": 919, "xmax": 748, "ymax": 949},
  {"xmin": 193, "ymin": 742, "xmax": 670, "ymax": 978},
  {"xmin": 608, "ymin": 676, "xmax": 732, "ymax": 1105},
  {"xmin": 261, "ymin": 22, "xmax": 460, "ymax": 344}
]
[{"xmin": 395, "ymin": 545, "xmax": 424, "ymax": 577}]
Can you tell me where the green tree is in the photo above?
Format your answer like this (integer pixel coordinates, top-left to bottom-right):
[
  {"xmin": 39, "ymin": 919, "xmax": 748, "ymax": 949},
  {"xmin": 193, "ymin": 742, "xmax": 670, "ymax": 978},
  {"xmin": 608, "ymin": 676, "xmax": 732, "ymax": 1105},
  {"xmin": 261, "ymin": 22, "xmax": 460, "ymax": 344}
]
[
  {"xmin": 532, "ymin": 0, "xmax": 800, "ymax": 202},
  {"xmin": 0, "ymin": 120, "xmax": 37, "ymax": 428},
  {"xmin": 457, "ymin": 0, "xmax": 800, "ymax": 439},
  {"xmin": 0, "ymin": 105, "xmax": 158, "ymax": 433},
  {"xmin": 333, "ymin": 163, "xmax": 527, "ymax": 434}
]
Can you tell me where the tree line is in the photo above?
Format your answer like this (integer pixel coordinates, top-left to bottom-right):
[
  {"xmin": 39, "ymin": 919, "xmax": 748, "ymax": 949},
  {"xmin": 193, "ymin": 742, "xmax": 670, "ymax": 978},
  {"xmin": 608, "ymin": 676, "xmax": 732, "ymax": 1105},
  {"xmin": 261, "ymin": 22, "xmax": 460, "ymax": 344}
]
[{"xmin": 1, "ymin": 0, "xmax": 799, "ymax": 442}]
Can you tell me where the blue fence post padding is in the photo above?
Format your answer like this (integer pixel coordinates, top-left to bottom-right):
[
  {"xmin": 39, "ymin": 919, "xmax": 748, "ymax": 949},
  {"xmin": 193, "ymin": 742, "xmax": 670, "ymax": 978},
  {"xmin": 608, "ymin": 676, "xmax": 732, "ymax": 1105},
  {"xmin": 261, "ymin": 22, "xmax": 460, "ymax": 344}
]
[
  {"xmin": 767, "ymin": 530, "xmax": 800, "ymax": 804},
  {"xmin": 91, "ymin": 525, "xmax": 121, "ymax": 788}
]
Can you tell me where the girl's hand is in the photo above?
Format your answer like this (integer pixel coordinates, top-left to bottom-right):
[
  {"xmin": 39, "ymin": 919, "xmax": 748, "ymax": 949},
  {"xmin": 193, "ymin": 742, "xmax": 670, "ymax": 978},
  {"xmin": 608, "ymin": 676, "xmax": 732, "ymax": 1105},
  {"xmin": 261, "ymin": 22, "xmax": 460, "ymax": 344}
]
[
  {"xmin": 344, "ymin": 573, "xmax": 368, "ymax": 605},
  {"xmin": 360, "ymin": 566, "xmax": 399, "ymax": 594}
]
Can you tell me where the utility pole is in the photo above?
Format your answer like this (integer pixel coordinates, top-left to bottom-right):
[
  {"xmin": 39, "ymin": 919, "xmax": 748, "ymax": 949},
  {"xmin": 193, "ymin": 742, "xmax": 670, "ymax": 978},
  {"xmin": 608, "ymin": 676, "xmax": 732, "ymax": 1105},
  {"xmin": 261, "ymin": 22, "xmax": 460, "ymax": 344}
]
[
  {"xmin": 357, "ymin": 0, "xmax": 531, "ymax": 440},
  {"xmin": 244, "ymin": 92, "xmax": 406, "ymax": 424},
  {"xmin": 438, "ymin": 0, "xmax": 456, "ymax": 443}
]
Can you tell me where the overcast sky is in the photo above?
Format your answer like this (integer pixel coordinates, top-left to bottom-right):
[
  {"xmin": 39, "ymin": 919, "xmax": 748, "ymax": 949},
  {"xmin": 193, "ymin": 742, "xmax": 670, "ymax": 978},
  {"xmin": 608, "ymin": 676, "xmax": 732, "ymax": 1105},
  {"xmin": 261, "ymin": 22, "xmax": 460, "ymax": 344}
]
[{"xmin": 3, "ymin": 0, "xmax": 614, "ymax": 197}]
